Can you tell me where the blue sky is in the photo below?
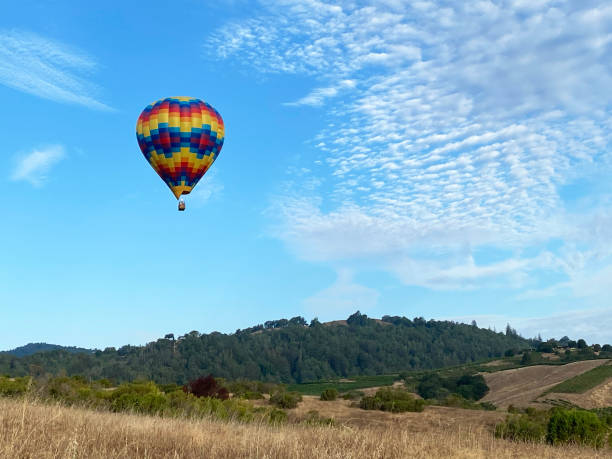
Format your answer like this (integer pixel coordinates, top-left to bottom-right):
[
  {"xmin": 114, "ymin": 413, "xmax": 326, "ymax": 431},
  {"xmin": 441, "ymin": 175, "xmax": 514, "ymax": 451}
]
[{"xmin": 1, "ymin": 0, "xmax": 611, "ymax": 350}]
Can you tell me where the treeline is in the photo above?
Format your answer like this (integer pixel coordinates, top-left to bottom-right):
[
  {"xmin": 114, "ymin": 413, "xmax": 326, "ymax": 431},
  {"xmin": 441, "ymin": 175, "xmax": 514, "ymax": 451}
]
[{"xmin": 0, "ymin": 312, "xmax": 530, "ymax": 384}]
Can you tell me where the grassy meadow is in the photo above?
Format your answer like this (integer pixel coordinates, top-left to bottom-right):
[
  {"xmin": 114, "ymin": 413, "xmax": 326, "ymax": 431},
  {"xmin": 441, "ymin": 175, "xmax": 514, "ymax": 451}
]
[{"xmin": 1, "ymin": 396, "xmax": 610, "ymax": 459}]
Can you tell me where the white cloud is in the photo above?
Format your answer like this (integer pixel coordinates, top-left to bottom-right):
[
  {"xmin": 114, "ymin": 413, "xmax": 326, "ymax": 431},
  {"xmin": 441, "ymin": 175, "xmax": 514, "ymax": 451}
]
[
  {"xmin": 303, "ymin": 269, "xmax": 379, "ymax": 315},
  {"xmin": 284, "ymin": 80, "xmax": 356, "ymax": 107},
  {"xmin": 0, "ymin": 30, "xmax": 110, "ymax": 110},
  {"xmin": 11, "ymin": 145, "xmax": 66, "ymax": 187},
  {"xmin": 188, "ymin": 168, "xmax": 224, "ymax": 206},
  {"xmin": 209, "ymin": 1, "xmax": 612, "ymax": 298}
]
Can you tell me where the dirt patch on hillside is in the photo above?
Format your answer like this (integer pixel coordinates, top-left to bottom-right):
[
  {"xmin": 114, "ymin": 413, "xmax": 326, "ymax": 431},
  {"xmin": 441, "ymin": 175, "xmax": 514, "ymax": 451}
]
[
  {"xmin": 483, "ymin": 360, "xmax": 505, "ymax": 367},
  {"xmin": 481, "ymin": 360, "xmax": 609, "ymax": 408},
  {"xmin": 288, "ymin": 395, "xmax": 504, "ymax": 430},
  {"xmin": 541, "ymin": 377, "xmax": 612, "ymax": 409}
]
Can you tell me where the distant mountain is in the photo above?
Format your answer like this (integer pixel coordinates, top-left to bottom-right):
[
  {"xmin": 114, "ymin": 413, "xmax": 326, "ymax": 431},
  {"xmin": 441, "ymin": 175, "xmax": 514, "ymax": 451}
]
[
  {"xmin": 3, "ymin": 343, "xmax": 93, "ymax": 358},
  {"xmin": 0, "ymin": 312, "xmax": 529, "ymax": 384}
]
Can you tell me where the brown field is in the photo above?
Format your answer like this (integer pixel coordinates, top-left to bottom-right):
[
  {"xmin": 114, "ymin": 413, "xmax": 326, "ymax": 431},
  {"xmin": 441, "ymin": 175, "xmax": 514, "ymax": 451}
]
[
  {"xmin": 285, "ymin": 395, "xmax": 502, "ymax": 430},
  {"xmin": 542, "ymin": 377, "xmax": 612, "ymax": 409},
  {"xmin": 481, "ymin": 360, "xmax": 610, "ymax": 408},
  {"xmin": 1, "ymin": 397, "xmax": 609, "ymax": 459}
]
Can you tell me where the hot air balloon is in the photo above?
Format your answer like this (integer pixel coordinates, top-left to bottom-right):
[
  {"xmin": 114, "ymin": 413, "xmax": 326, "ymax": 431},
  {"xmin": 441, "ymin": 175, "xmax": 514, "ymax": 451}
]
[{"xmin": 136, "ymin": 96, "xmax": 224, "ymax": 211}]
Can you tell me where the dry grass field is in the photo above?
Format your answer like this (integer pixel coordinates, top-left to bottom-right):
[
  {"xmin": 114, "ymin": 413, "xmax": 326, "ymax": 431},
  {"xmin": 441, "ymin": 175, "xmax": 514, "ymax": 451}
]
[
  {"xmin": 1, "ymin": 397, "xmax": 609, "ymax": 459},
  {"xmin": 542, "ymin": 378, "xmax": 612, "ymax": 409},
  {"xmin": 481, "ymin": 360, "xmax": 610, "ymax": 408}
]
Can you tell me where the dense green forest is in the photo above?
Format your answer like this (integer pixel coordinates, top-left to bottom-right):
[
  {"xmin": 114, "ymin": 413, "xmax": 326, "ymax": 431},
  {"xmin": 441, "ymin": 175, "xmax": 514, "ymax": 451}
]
[
  {"xmin": 0, "ymin": 312, "xmax": 530, "ymax": 384},
  {"xmin": 5, "ymin": 343, "xmax": 93, "ymax": 357}
]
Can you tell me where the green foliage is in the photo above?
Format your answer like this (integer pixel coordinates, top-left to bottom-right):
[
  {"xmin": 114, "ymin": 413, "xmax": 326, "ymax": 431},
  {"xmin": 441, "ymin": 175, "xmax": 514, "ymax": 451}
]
[
  {"xmin": 416, "ymin": 373, "xmax": 488, "ymax": 401},
  {"xmin": 436, "ymin": 394, "xmax": 496, "ymax": 411},
  {"xmin": 521, "ymin": 351, "xmax": 542, "ymax": 365},
  {"xmin": 269, "ymin": 390, "xmax": 303, "ymax": 409},
  {"xmin": 0, "ymin": 376, "xmax": 282, "ymax": 425},
  {"xmin": 268, "ymin": 408, "xmax": 287, "ymax": 425},
  {"xmin": 0, "ymin": 376, "xmax": 30, "ymax": 396},
  {"xmin": 537, "ymin": 341, "xmax": 554, "ymax": 353},
  {"xmin": 547, "ymin": 409, "xmax": 607, "ymax": 448},
  {"xmin": 546, "ymin": 363, "xmax": 612, "ymax": 394},
  {"xmin": 478, "ymin": 401, "xmax": 497, "ymax": 411},
  {"xmin": 227, "ymin": 379, "xmax": 282, "ymax": 399},
  {"xmin": 359, "ymin": 388, "xmax": 425, "ymax": 413},
  {"xmin": 320, "ymin": 388, "xmax": 338, "ymax": 401},
  {"xmin": 496, "ymin": 407, "xmax": 611, "ymax": 449},
  {"xmin": 303, "ymin": 410, "xmax": 335, "ymax": 426},
  {"xmin": 289, "ymin": 374, "xmax": 397, "ymax": 396},
  {"xmin": 495, "ymin": 414, "xmax": 547, "ymax": 443},
  {"xmin": 0, "ymin": 313, "xmax": 530, "ymax": 384},
  {"xmin": 341, "ymin": 390, "xmax": 364, "ymax": 400},
  {"xmin": 592, "ymin": 408, "xmax": 612, "ymax": 427}
]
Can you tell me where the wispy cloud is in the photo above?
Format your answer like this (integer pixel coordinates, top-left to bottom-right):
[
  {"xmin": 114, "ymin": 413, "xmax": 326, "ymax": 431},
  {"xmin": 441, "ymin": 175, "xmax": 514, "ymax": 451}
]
[
  {"xmin": 209, "ymin": 1, "xmax": 612, "ymax": 297},
  {"xmin": 188, "ymin": 168, "xmax": 224, "ymax": 206},
  {"xmin": 11, "ymin": 145, "xmax": 66, "ymax": 187},
  {"xmin": 284, "ymin": 80, "xmax": 356, "ymax": 107},
  {"xmin": 0, "ymin": 30, "xmax": 111, "ymax": 110},
  {"xmin": 303, "ymin": 269, "xmax": 379, "ymax": 315}
]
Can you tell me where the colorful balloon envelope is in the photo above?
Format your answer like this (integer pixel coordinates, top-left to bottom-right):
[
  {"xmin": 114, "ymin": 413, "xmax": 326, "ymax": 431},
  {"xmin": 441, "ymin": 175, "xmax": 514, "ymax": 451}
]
[{"xmin": 136, "ymin": 96, "xmax": 224, "ymax": 204}]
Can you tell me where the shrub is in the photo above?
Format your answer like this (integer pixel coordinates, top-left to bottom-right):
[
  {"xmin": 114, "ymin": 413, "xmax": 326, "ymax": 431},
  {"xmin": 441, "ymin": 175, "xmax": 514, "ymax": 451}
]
[
  {"xmin": 320, "ymin": 388, "xmax": 338, "ymax": 401},
  {"xmin": 268, "ymin": 408, "xmax": 287, "ymax": 425},
  {"xmin": 437, "ymin": 394, "xmax": 495, "ymax": 411},
  {"xmin": 547, "ymin": 408, "xmax": 607, "ymax": 448},
  {"xmin": 303, "ymin": 410, "xmax": 335, "ymax": 426},
  {"xmin": 495, "ymin": 414, "xmax": 546, "ymax": 443},
  {"xmin": 183, "ymin": 375, "xmax": 229, "ymax": 400},
  {"xmin": 479, "ymin": 401, "xmax": 497, "ymax": 411},
  {"xmin": 342, "ymin": 390, "xmax": 364, "ymax": 400},
  {"xmin": 521, "ymin": 352, "xmax": 534, "ymax": 365},
  {"xmin": 0, "ymin": 376, "xmax": 31, "ymax": 396},
  {"xmin": 359, "ymin": 388, "xmax": 425, "ymax": 413},
  {"xmin": 109, "ymin": 382, "xmax": 168, "ymax": 414},
  {"xmin": 269, "ymin": 391, "xmax": 302, "ymax": 409},
  {"xmin": 417, "ymin": 373, "xmax": 488, "ymax": 401}
]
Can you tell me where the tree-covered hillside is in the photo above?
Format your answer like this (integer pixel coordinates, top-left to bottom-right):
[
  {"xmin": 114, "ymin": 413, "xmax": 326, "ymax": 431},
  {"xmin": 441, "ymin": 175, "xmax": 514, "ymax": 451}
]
[
  {"xmin": 0, "ymin": 312, "xmax": 529, "ymax": 384},
  {"xmin": 2, "ymin": 343, "xmax": 92, "ymax": 357}
]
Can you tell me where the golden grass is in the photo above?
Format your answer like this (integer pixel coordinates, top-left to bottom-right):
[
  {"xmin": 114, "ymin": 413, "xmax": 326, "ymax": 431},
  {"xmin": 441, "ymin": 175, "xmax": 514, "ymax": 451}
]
[{"xmin": 1, "ymin": 397, "xmax": 608, "ymax": 458}]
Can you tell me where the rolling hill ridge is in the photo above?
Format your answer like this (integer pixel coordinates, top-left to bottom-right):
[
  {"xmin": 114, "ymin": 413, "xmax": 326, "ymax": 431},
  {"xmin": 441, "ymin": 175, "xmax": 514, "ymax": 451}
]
[{"xmin": 0, "ymin": 312, "xmax": 529, "ymax": 384}]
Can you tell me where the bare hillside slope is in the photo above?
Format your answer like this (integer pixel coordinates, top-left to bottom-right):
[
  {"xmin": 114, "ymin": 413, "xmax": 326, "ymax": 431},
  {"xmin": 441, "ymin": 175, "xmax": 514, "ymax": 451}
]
[
  {"xmin": 481, "ymin": 360, "xmax": 609, "ymax": 408},
  {"xmin": 541, "ymin": 377, "xmax": 612, "ymax": 409}
]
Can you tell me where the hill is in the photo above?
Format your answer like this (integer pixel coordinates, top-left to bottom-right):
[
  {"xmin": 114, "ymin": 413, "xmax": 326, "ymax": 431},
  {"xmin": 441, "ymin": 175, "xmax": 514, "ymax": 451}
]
[
  {"xmin": 481, "ymin": 360, "xmax": 611, "ymax": 408},
  {"xmin": 2, "ymin": 343, "xmax": 92, "ymax": 358},
  {"xmin": 0, "ymin": 312, "xmax": 529, "ymax": 383}
]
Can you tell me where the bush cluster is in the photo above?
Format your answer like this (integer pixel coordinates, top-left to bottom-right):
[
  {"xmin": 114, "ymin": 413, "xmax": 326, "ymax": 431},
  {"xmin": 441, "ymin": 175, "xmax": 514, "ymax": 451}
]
[
  {"xmin": 320, "ymin": 388, "xmax": 338, "ymax": 401},
  {"xmin": 341, "ymin": 390, "xmax": 364, "ymax": 400},
  {"xmin": 0, "ymin": 376, "xmax": 31, "ymax": 396},
  {"xmin": 303, "ymin": 410, "xmax": 335, "ymax": 426},
  {"xmin": 183, "ymin": 374, "xmax": 229, "ymax": 399},
  {"xmin": 495, "ymin": 407, "xmax": 611, "ymax": 449},
  {"xmin": 226, "ymin": 379, "xmax": 282, "ymax": 400},
  {"xmin": 269, "ymin": 390, "xmax": 303, "ymax": 409},
  {"xmin": 359, "ymin": 388, "xmax": 425, "ymax": 413},
  {"xmin": 437, "ymin": 394, "xmax": 496, "ymax": 411},
  {"xmin": 417, "ymin": 373, "xmax": 488, "ymax": 401},
  {"xmin": 547, "ymin": 409, "xmax": 607, "ymax": 448},
  {"xmin": 0, "ymin": 375, "xmax": 284, "ymax": 425}
]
